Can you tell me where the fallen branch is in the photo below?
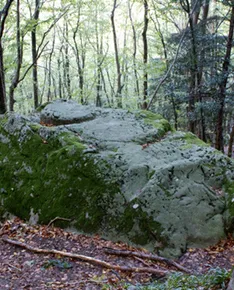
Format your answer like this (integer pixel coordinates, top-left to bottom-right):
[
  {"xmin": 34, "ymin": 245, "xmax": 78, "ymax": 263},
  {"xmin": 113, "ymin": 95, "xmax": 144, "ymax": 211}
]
[
  {"xmin": 104, "ymin": 248, "xmax": 194, "ymax": 275},
  {"xmin": 2, "ymin": 237, "xmax": 170, "ymax": 277},
  {"xmin": 47, "ymin": 217, "xmax": 72, "ymax": 227}
]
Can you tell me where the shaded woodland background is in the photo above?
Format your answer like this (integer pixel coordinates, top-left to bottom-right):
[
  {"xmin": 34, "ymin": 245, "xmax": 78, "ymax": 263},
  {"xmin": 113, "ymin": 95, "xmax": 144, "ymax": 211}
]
[{"xmin": 0, "ymin": 0, "xmax": 234, "ymax": 153}]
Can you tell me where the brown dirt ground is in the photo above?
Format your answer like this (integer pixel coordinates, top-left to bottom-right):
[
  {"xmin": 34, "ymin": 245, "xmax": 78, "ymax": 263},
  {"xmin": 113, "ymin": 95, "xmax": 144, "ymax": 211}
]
[{"xmin": 0, "ymin": 218, "xmax": 233, "ymax": 290}]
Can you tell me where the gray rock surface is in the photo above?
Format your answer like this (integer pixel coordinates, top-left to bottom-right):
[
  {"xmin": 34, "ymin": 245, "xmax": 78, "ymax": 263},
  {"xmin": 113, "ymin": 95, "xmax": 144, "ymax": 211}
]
[
  {"xmin": 228, "ymin": 270, "xmax": 234, "ymax": 290},
  {"xmin": 0, "ymin": 99, "xmax": 234, "ymax": 258}
]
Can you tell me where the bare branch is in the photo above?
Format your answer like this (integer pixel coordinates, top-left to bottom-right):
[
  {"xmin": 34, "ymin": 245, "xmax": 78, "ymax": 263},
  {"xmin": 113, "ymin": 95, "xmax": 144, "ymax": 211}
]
[{"xmin": 2, "ymin": 237, "xmax": 171, "ymax": 277}]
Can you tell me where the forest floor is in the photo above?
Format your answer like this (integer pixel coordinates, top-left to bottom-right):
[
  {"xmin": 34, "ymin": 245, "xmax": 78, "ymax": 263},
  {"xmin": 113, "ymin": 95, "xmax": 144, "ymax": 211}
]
[{"xmin": 0, "ymin": 217, "xmax": 233, "ymax": 290}]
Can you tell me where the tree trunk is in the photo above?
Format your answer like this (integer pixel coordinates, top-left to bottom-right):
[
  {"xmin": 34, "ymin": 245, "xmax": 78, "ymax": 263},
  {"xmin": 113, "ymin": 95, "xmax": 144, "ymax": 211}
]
[
  {"xmin": 215, "ymin": 6, "xmax": 234, "ymax": 151},
  {"xmin": 95, "ymin": 7, "xmax": 102, "ymax": 108},
  {"xmin": 101, "ymin": 70, "xmax": 111, "ymax": 106},
  {"xmin": 196, "ymin": 1, "xmax": 209, "ymax": 142},
  {"xmin": 142, "ymin": 0, "xmax": 149, "ymax": 110},
  {"xmin": 188, "ymin": 12, "xmax": 198, "ymax": 134},
  {"xmin": 9, "ymin": 0, "xmax": 22, "ymax": 111},
  {"xmin": 228, "ymin": 126, "xmax": 234, "ymax": 158},
  {"xmin": 57, "ymin": 56, "xmax": 62, "ymax": 99},
  {"xmin": 47, "ymin": 28, "xmax": 55, "ymax": 102},
  {"xmin": 31, "ymin": 0, "xmax": 40, "ymax": 109},
  {"xmin": 0, "ymin": 44, "xmax": 6, "ymax": 114},
  {"xmin": 0, "ymin": 0, "xmax": 14, "ymax": 114},
  {"xmin": 128, "ymin": 0, "xmax": 139, "ymax": 100},
  {"xmin": 151, "ymin": 4, "xmax": 178, "ymax": 128},
  {"xmin": 65, "ymin": 22, "xmax": 71, "ymax": 99},
  {"xmin": 111, "ymin": 0, "xmax": 122, "ymax": 108}
]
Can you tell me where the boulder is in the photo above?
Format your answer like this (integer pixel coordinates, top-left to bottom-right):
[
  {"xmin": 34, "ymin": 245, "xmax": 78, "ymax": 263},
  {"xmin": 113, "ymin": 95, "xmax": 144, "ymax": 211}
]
[
  {"xmin": 0, "ymin": 99, "xmax": 234, "ymax": 257},
  {"xmin": 228, "ymin": 270, "xmax": 234, "ymax": 290}
]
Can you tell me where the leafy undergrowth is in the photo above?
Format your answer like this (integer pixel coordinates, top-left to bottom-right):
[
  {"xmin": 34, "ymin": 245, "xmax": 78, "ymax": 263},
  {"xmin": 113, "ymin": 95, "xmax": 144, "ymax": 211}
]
[
  {"xmin": 126, "ymin": 268, "xmax": 230, "ymax": 290},
  {"xmin": 0, "ymin": 217, "xmax": 233, "ymax": 289}
]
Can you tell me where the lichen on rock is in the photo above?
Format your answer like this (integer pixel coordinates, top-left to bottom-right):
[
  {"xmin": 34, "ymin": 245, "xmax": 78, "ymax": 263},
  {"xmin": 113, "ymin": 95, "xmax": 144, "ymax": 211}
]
[{"xmin": 0, "ymin": 99, "xmax": 234, "ymax": 258}]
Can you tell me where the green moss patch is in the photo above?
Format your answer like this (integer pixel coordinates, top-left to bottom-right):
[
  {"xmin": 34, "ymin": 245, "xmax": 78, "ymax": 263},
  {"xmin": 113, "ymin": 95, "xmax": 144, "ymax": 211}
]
[
  {"xmin": 174, "ymin": 132, "xmax": 209, "ymax": 150},
  {"xmin": 0, "ymin": 120, "xmax": 119, "ymax": 234},
  {"xmin": 134, "ymin": 110, "xmax": 172, "ymax": 138}
]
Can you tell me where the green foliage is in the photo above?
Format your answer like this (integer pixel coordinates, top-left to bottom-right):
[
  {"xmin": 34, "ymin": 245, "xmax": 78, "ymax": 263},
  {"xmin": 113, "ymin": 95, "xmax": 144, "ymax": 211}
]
[
  {"xmin": 122, "ymin": 268, "xmax": 231, "ymax": 290},
  {"xmin": 42, "ymin": 259, "xmax": 73, "ymax": 270}
]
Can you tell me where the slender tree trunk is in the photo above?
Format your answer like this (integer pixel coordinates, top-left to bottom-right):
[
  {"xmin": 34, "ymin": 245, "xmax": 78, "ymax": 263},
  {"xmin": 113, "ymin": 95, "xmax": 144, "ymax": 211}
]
[
  {"xmin": 61, "ymin": 48, "xmax": 66, "ymax": 98},
  {"xmin": 121, "ymin": 17, "xmax": 128, "ymax": 101},
  {"xmin": 188, "ymin": 14, "xmax": 198, "ymax": 134},
  {"xmin": 228, "ymin": 126, "xmax": 234, "ymax": 158},
  {"xmin": 128, "ymin": 0, "xmax": 139, "ymax": 99},
  {"xmin": 64, "ymin": 22, "xmax": 71, "ymax": 99},
  {"xmin": 196, "ymin": 2, "xmax": 209, "ymax": 142},
  {"xmin": 111, "ymin": 0, "xmax": 122, "ymax": 108},
  {"xmin": 180, "ymin": 0, "xmax": 203, "ymax": 135},
  {"xmin": 0, "ymin": 43, "xmax": 6, "ymax": 113},
  {"xmin": 95, "ymin": 7, "xmax": 102, "ymax": 108},
  {"xmin": 57, "ymin": 56, "xmax": 62, "ymax": 99},
  {"xmin": 150, "ymin": 3, "xmax": 178, "ymax": 129},
  {"xmin": 39, "ymin": 60, "xmax": 47, "ymax": 105},
  {"xmin": 31, "ymin": 0, "xmax": 40, "ymax": 109},
  {"xmin": 106, "ymin": 68, "xmax": 115, "ymax": 106},
  {"xmin": 0, "ymin": 0, "xmax": 14, "ymax": 114},
  {"xmin": 142, "ymin": 0, "xmax": 149, "ymax": 109},
  {"xmin": 9, "ymin": 0, "xmax": 23, "ymax": 111},
  {"xmin": 101, "ymin": 70, "xmax": 111, "ymax": 107},
  {"xmin": 47, "ymin": 28, "xmax": 55, "ymax": 102},
  {"xmin": 71, "ymin": 12, "xmax": 85, "ymax": 104},
  {"xmin": 96, "ymin": 44, "xmax": 103, "ymax": 107},
  {"xmin": 215, "ymin": 6, "xmax": 234, "ymax": 151}
]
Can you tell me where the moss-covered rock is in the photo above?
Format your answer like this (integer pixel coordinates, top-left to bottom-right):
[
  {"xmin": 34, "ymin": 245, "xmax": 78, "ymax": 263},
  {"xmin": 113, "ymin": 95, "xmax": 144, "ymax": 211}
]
[{"xmin": 0, "ymin": 99, "xmax": 234, "ymax": 258}]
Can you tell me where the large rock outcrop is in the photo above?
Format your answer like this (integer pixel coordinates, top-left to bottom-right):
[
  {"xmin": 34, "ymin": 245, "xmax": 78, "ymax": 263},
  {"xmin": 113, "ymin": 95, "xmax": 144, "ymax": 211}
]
[{"xmin": 0, "ymin": 99, "xmax": 234, "ymax": 257}]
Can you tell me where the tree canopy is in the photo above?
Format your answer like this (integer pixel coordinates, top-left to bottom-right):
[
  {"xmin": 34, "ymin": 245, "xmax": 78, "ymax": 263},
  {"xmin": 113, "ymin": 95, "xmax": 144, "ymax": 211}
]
[{"xmin": 0, "ymin": 0, "xmax": 234, "ymax": 151}]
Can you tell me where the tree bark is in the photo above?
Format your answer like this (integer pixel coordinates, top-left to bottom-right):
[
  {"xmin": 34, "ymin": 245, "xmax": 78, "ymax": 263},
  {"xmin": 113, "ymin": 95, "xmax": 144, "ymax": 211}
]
[
  {"xmin": 228, "ymin": 125, "xmax": 234, "ymax": 158},
  {"xmin": 150, "ymin": 4, "xmax": 178, "ymax": 129},
  {"xmin": 47, "ymin": 28, "xmax": 55, "ymax": 102},
  {"xmin": 142, "ymin": 0, "xmax": 149, "ymax": 109},
  {"xmin": 31, "ymin": 0, "xmax": 40, "ymax": 109},
  {"xmin": 0, "ymin": 0, "xmax": 14, "ymax": 114},
  {"xmin": 0, "ymin": 43, "xmax": 6, "ymax": 114},
  {"xmin": 111, "ymin": 0, "xmax": 122, "ymax": 108},
  {"xmin": 95, "ymin": 6, "xmax": 102, "ymax": 107},
  {"xmin": 64, "ymin": 21, "xmax": 71, "ymax": 99},
  {"xmin": 9, "ymin": 0, "xmax": 23, "ymax": 111},
  {"xmin": 72, "ymin": 22, "xmax": 85, "ymax": 104},
  {"xmin": 57, "ymin": 56, "xmax": 62, "ymax": 99},
  {"xmin": 128, "ymin": 0, "xmax": 139, "ymax": 100},
  {"xmin": 215, "ymin": 6, "xmax": 234, "ymax": 151}
]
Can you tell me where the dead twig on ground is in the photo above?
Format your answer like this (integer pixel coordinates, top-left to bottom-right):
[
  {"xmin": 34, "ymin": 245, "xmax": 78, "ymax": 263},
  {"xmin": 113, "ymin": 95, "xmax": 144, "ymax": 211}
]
[
  {"xmin": 47, "ymin": 217, "xmax": 72, "ymax": 227},
  {"xmin": 2, "ymin": 237, "xmax": 171, "ymax": 277},
  {"xmin": 104, "ymin": 248, "xmax": 194, "ymax": 274}
]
